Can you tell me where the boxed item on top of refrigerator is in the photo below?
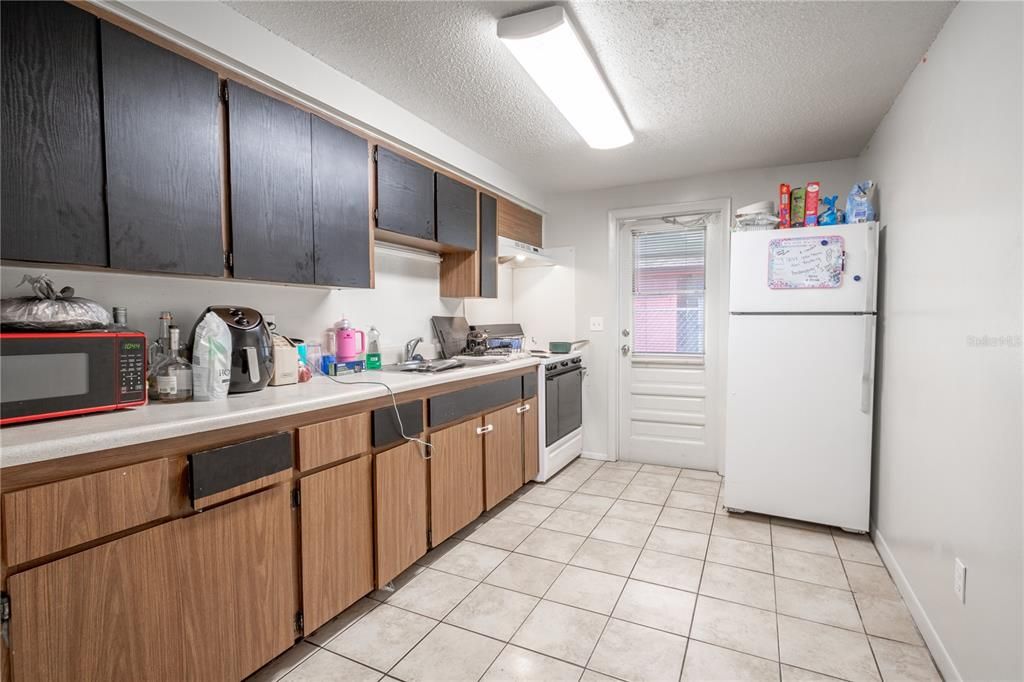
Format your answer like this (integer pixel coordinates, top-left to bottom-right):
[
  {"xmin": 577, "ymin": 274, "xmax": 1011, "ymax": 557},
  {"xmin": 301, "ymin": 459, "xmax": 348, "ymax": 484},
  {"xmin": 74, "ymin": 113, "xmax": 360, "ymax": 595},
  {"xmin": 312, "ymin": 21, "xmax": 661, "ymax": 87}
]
[
  {"xmin": 790, "ymin": 187, "xmax": 806, "ymax": 227},
  {"xmin": 779, "ymin": 184, "xmax": 791, "ymax": 228},
  {"xmin": 804, "ymin": 182, "xmax": 821, "ymax": 226}
]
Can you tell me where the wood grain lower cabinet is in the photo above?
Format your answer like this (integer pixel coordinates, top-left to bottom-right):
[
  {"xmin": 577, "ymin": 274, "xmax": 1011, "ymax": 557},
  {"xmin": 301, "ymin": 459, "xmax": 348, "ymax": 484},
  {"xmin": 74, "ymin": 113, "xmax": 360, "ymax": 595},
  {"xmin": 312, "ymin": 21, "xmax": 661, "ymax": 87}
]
[
  {"xmin": 300, "ymin": 455, "xmax": 374, "ymax": 634},
  {"xmin": 522, "ymin": 397, "xmax": 540, "ymax": 484},
  {"xmin": 429, "ymin": 419, "xmax": 484, "ymax": 544},
  {"xmin": 375, "ymin": 441, "xmax": 428, "ymax": 587},
  {"xmin": 484, "ymin": 404, "xmax": 522, "ymax": 510},
  {"xmin": 7, "ymin": 515, "xmax": 186, "ymax": 682},
  {"xmin": 6, "ymin": 485, "xmax": 296, "ymax": 682},
  {"xmin": 175, "ymin": 485, "xmax": 297, "ymax": 681}
]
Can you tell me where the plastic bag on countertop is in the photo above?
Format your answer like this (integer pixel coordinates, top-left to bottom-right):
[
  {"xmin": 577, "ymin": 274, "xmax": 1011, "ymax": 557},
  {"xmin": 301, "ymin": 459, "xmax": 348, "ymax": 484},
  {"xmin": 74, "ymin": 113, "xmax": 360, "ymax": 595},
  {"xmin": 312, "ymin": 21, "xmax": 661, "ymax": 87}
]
[
  {"xmin": 191, "ymin": 311, "xmax": 232, "ymax": 401},
  {"xmin": 0, "ymin": 274, "xmax": 112, "ymax": 331}
]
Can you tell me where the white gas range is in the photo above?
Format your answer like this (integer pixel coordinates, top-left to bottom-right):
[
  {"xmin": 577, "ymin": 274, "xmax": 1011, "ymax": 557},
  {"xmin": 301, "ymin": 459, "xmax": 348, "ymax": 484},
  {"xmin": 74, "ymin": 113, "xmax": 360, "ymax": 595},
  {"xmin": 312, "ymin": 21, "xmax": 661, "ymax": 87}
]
[{"xmin": 534, "ymin": 350, "xmax": 585, "ymax": 482}]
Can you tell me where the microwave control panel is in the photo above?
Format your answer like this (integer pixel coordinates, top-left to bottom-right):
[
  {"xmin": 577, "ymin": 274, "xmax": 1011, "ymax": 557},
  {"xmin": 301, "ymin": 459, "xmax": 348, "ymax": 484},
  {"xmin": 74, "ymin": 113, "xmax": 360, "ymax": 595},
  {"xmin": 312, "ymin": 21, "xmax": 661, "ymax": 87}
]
[{"xmin": 118, "ymin": 336, "xmax": 147, "ymax": 405}]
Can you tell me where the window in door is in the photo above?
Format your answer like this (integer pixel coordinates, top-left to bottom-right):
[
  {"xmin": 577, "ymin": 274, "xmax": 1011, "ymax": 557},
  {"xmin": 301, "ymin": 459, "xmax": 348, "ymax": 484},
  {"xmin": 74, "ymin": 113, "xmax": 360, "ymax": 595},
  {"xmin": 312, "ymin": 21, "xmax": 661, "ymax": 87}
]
[{"xmin": 631, "ymin": 226, "xmax": 706, "ymax": 356}]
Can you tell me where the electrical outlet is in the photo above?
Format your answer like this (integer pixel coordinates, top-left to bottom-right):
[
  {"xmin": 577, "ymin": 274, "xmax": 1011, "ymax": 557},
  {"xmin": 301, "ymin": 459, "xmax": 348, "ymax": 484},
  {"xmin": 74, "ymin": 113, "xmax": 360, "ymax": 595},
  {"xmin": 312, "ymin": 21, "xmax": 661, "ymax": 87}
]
[
  {"xmin": 589, "ymin": 316, "xmax": 605, "ymax": 332},
  {"xmin": 953, "ymin": 558, "xmax": 967, "ymax": 604}
]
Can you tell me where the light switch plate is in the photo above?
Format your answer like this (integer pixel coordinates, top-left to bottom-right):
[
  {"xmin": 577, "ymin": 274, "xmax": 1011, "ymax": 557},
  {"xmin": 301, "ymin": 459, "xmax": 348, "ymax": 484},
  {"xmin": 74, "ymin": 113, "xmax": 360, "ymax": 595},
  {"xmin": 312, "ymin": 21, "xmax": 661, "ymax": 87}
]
[
  {"xmin": 953, "ymin": 558, "xmax": 966, "ymax": 603},
  {"xmin": 589, "ymin": 316, "xmax": 604, "ymax": 332}
]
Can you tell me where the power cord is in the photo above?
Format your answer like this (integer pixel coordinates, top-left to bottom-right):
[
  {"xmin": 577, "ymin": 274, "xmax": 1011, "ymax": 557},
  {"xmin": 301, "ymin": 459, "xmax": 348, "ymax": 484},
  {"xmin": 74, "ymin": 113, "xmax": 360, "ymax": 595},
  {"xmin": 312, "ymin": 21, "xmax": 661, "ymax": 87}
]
[{"xmin": 319, "ymin": 372, "xmax": 432, "ymax": 460}]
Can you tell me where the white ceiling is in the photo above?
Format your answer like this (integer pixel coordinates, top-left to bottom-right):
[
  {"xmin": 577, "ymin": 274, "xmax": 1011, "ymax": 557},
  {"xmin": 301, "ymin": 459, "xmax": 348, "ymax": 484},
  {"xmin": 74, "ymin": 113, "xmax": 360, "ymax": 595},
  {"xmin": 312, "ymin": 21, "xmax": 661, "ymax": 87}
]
[{"xmin": 225, "ymin": 1, "xmax": 955, "ymax": 195}]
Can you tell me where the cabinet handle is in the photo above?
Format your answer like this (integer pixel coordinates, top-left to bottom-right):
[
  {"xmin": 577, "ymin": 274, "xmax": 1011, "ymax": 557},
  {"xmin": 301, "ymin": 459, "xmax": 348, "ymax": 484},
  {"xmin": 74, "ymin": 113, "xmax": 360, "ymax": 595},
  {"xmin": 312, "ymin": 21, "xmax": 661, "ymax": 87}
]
[
  {"xmin": 476, "ymin": 424, "xmax": 494, "ymax": 435},
  {"xmin": 516, "ymin": 404, "xmax": 530, "ymax": 414}
]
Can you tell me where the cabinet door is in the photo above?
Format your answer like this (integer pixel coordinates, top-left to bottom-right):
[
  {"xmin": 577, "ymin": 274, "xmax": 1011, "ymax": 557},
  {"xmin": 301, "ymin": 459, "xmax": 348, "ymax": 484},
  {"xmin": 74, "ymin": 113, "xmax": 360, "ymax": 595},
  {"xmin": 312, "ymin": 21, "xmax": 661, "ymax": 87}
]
[
  {"xmin": 479, "ymin": 193, "xmax": 499, "ymax": 298},
  {"xmin": 435, "ymin": 174, "xmax": 477, "ymax": 251},
  {"xmin": 228, "ymin": 81, "xmax": 314, "ymax": 283},
  {"xmin": 375, "ymin": 441, "xmax": 428, "ymax": 586},
  {"xmin": 376, "ymin": 147, "xmax": 434, "ymax": 241},
  {"xmin": 312, "ymin": 115, "xmax": 371, "ymax": 287},
  {"xmin": 101, "ymin": 22, "xmax": 223, "ymax": 276},
  {"xmin": 176, "ymin": 485, "xmax": 297, "ymax": 681},
  {"xmin": 7, "ymin": 520, "xmax": 186, "ymax": 681},
  {"xmin": 523, "ymin": 397, "xmax": 540, "ymax": 483},
  {"xmin": 1, "ymin": 1, "xmax": 106, "ymax": 266},
  {"xmin": 429, "ymin": 418, "xmax": 484, "ymax": 544},
  {"xmin": 484, "ymin": 404, "xmax": 523, "ymax": 510},
  {"xmin": 301, "ymin": 455, "xmax": 374, "ymax": 634}
]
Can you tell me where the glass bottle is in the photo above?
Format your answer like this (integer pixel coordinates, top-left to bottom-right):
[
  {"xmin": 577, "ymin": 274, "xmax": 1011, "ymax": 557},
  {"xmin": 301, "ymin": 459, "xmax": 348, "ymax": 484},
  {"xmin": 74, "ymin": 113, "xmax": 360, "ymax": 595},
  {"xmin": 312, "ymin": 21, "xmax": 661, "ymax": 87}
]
[
  {"xmin": 148, "ymin": 311, "xmax": 174, "ymax": 399},
  {"xmin": 156, "ymin": 326, "xmax": 193, "ymax": 402}
]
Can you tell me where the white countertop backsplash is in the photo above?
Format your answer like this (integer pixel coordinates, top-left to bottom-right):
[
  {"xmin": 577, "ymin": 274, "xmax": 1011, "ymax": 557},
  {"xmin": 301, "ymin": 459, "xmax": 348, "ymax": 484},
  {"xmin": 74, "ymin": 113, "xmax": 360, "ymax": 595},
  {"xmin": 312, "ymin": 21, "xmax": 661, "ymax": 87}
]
[{"xmin": 0, "ymin": 357, "xmax": 540, "ymax": 469}]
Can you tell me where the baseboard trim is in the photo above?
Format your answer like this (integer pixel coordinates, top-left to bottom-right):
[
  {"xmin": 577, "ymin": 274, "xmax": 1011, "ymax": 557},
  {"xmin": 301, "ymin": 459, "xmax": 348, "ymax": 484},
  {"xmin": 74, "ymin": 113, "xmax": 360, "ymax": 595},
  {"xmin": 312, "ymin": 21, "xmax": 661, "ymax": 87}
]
[
  {"xmin": 873, "ymin": 529, "xmax": 962, "ymax": 682},
  {"xmin": 581, "ymin": 451, "xmax": 612, "ymax": 462}
]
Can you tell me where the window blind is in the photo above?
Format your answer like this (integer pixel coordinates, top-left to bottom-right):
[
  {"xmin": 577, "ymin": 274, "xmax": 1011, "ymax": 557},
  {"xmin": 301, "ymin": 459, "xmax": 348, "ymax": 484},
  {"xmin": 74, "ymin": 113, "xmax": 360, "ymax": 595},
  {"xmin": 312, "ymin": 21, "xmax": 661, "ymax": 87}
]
[{"xmin": 632, "ymin": 227, "xmax": 706, "ymax": 355}]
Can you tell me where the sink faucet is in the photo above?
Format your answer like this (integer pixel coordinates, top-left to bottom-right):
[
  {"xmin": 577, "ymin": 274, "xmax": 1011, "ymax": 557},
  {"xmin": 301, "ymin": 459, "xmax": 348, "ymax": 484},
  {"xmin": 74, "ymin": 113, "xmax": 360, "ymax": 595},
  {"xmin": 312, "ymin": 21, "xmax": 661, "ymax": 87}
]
[{"xmin": 404, "ymin": 336, "xmax": 424, "ymax": 362}]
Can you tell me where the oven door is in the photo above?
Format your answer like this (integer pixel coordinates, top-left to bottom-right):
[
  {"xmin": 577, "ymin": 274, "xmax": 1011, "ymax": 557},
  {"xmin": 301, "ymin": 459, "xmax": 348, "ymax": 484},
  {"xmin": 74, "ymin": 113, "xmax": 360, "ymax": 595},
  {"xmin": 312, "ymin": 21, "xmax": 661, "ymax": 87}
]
[
  {"xmin": 555, "ymin": 368, "xmax": 583, "ymax": 442},
  {"xmin": 1, "ymin": 334, "xmax": 118, "ymax": 424}
]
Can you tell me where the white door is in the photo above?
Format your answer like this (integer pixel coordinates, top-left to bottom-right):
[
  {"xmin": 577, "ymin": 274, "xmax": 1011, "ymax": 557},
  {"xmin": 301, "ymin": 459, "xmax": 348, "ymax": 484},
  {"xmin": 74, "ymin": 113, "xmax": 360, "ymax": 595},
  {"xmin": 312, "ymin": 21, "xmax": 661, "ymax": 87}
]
[
  {"xmin": 617, "ymin": 214, "xmax": 723, "ymax": 469},
  {"xmin": 729, "ymin": 223, "xmax": 879, "ymax": 313},
  {"xmin": 723, "ymin": 313, "xmax": 875, "ymax": 531}
]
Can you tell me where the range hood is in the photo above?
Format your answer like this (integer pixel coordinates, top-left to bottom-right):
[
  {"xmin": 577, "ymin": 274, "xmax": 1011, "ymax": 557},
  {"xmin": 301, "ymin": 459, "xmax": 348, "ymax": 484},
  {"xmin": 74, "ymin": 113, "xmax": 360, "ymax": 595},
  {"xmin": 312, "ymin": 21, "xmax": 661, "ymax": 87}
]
[{"xmin": 497, "ymin": 236, "xmax": 554, "ymax": 267}]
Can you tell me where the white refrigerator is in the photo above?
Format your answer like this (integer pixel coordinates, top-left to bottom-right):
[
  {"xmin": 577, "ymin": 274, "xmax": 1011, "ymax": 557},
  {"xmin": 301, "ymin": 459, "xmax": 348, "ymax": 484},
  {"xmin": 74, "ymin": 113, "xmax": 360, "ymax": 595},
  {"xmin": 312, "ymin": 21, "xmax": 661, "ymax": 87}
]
[{"xmin": 723, "ymin": 222, "xmax": 879, "ymax": 532}]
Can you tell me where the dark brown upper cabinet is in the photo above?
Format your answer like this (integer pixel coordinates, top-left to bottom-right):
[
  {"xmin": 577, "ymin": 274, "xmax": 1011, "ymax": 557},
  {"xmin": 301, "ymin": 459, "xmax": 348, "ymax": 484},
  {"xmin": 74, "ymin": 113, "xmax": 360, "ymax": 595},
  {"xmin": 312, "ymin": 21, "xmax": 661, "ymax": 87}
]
[
  {"xmin": 312, "ymin": 116, "xmax": 371, "ymax": 288},
  {"xmin": 1, "ymin": 2, "xmax": 107, "ymax": 266},
  {"xmin": 435, "ymin": 174, "xmax": 477, "ymax": 251},
  {"xmin": 479, "ymin": 193, "xmax": 498, "ymax": 298},
  {"xmin": 101, "ymin": 23, "xmax": 223, "ymax": 276},
  {"xmin": 375, "ymin": 147, "xmax": 434, "ymax": 241},
  {"xmin": 228, "ymin": 81, "xmax": 314, "ymax": 284}
]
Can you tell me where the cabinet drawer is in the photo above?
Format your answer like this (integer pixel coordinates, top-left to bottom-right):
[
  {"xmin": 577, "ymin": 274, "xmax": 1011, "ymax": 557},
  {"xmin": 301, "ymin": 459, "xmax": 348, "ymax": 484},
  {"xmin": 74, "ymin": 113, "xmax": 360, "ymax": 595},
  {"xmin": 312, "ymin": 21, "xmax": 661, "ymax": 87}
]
[
  {"xmin": 373, "ymin": 400, "xmax": 424, "ymax": 449},
  {"xmin": 2, "ymin": 458, "xmax": 170, "ymax": 566},
  {"xmin": 297, "ymin": 412, "xmax": 371, "ymax": 470},
  {"xmin": 189, "ymin": 432, "xmax": 292, "ymax": 510},
  {"xmin": 428, "ymin": 376, "xmax": 522, "ymax": 428}
]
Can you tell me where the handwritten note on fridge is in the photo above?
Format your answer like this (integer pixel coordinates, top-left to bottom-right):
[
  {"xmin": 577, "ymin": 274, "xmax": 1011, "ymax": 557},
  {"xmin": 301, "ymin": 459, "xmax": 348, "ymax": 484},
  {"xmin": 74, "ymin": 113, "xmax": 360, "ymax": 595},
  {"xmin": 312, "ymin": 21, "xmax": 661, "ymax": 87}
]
[{"xmin": 768, "ymin": 236, "xmax": 845, "ymax": 289}]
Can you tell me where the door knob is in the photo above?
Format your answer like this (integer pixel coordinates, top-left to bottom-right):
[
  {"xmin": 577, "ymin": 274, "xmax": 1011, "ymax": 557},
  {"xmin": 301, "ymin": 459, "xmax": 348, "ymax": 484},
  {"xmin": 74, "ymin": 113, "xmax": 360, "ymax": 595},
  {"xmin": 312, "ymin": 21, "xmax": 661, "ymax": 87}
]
[
  {"xmin": 621, "ymin": 329, "xmax": 630, "ymax": 337},
  {"xmin": 621, "ymin": 344, "xmax": 630, "ymax": 356}
]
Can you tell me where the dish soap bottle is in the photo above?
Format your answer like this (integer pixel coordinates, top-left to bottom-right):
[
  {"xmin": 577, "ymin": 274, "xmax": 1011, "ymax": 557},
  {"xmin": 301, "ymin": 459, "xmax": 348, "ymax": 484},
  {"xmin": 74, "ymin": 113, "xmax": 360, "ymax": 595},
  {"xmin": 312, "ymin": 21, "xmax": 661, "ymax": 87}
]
[
  {"xmin": 366, "ymin": 326, "xmax": 382, "ymax": 369},
  {"xmin": 156, "ymin": 326, "xmax": 193, "ymax": 402}
]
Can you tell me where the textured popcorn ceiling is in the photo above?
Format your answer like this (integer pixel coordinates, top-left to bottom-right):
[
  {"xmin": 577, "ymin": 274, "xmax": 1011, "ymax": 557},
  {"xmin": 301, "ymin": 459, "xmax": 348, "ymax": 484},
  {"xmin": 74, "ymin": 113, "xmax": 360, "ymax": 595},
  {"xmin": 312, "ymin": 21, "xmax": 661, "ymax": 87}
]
[{"xmin": 225, "ymin": 1, "xmax": 955, "ymax": 194}]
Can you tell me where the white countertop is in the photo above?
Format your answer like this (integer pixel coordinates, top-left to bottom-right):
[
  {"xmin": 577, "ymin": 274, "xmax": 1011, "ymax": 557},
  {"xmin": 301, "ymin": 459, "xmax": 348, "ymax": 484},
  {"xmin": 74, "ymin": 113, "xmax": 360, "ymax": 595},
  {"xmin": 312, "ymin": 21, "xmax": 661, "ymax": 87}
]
[{"xmin": 0, "ymin": 357, "xmax": 540, "ymax": 469}]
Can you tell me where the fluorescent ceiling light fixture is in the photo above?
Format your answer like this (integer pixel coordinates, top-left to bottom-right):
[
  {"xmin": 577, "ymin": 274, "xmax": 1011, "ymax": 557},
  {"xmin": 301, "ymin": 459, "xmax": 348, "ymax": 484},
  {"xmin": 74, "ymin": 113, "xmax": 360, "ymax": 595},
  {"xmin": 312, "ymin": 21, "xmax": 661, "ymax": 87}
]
[{"xmin": 498, "ymin": 6, "xmax": 633, "ymax": 150}]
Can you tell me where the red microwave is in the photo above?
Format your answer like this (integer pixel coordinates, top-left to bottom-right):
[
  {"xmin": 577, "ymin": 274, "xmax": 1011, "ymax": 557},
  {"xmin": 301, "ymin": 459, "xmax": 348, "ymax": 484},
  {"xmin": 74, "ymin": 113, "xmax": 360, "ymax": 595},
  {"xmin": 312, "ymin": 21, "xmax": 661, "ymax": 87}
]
[{"xmin": 0, "ymin": 331, "xmax": 147, "ymax": 426}]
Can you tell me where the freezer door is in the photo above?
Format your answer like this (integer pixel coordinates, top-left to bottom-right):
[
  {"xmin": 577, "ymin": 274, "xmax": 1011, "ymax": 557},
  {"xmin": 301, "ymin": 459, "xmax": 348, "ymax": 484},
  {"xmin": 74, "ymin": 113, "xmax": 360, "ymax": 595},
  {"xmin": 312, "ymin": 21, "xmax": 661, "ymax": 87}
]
[
  {"xmin": 729, "ymin": 223, "xmax": 878, "ymax": 313},
  {"xmin": 723, "ymin": 314, "xmax": 875, "ymax": 531}
]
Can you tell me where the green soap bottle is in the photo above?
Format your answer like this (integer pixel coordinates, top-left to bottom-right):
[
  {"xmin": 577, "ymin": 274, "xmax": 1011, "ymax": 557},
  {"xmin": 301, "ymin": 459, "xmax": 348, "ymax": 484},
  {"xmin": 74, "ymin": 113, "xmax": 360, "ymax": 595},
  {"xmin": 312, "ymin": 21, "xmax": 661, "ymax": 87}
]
[{"xmin": 366, "ymin": 326, "xmax": 382, "ymax": 370}]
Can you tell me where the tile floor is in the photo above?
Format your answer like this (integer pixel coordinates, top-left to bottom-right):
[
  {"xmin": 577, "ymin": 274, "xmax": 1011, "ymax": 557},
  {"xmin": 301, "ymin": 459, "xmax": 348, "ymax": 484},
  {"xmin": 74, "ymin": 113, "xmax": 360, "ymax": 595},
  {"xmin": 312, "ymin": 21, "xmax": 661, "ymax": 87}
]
[{"xmin": 250, "ymin": 458, "xmax": 943, "ymax": 682}]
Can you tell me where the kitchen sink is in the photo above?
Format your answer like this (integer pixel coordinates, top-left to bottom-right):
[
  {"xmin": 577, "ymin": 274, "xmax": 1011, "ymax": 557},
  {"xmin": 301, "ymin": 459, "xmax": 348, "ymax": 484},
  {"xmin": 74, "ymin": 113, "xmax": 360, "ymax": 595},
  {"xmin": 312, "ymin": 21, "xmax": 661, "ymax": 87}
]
[{"xmin": 381, "ymin": 359, "xmax": 465, "ymax": 373}]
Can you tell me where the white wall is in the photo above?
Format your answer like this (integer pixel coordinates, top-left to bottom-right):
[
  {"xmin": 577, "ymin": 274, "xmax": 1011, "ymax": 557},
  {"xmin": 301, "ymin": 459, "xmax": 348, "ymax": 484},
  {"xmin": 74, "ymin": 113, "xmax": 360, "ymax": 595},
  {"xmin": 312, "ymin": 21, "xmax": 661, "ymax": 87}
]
[
  {"xmin": 544, "ymin": 158, "xmax": 862, "ymax": 459},
  {"xmin": 858, "ymin": 3, "xmax": 1023, "ymax": 680},
  {"xmin": 0, "ymin": 251, "xmax": 518, "ymax": 363}
]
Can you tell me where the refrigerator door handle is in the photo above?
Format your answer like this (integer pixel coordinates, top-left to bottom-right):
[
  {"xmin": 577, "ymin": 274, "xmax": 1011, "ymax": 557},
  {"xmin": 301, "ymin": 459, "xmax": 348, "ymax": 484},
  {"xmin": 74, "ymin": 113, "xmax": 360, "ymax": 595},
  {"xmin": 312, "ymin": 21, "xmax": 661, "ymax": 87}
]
[{"xmin": 861, "ymin": 316, "xmax": 876, "ymax": 414}]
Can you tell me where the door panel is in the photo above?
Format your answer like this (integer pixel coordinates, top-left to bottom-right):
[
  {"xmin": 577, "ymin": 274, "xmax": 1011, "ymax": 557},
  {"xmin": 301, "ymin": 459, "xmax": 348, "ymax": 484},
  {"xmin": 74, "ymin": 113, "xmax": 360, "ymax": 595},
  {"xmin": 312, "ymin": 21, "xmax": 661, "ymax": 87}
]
[
  {"xmin": 545, "ymin": 375, "xmax": 559, "ymax": 447},
  {"xmin": 176, "ymin": 485, "xmax": 297, "ymax": 681},
  {"xmin": 312, "ymin": 115, "xmax": 371, "ymax": 287},
  {"xmin": 556, "ymin": 371, "xmax": 582, "ymax": 442},
  {"xmin": 375, "ymin": 441, "xmax": 428, "ymax": 586},
  {"xmin": 1, "ymin": 1, "xmax": 106, "ymax": 266},
  {"xmin": 8, "ymin": 519, "xmax": 185, "ymax": 681},
  {"xmin": 301, "ymin": 455, "xmax": 374, "ymax": 634},
  {"xmin": 429, "ymin": 418, "xmax": 484, "ymax": 544},
  {"xmin": 523, "ymin": 397, "xmax": 539, "ymax": 483},
  {"xmin": 479, "ymin": 193, "xmax": 498, "ymax": 298},
  {"xmin": 101, "ymin": 22, "xmax": 223, "ymax": 276},
  {"xmin": 435, "ymin": 174, "xmax": 477, "ymax": 251},
  {"xmin": 228, "ymin": 81, "xmax": 314, "ymax": 283},
  {"xmin": 724, "ymin": 314, "xmax": 873, "ymax": 530},
  {"xmin": 484, "ymin": 404, "xmax": 522, "ymax": 510},
  {"xmin": 376, "ymin": 147, "xmax": 434, "ymax": 240},
  {"xmin": 729, "ymin": 223, "xmax": 878, "ymax": 313}
]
